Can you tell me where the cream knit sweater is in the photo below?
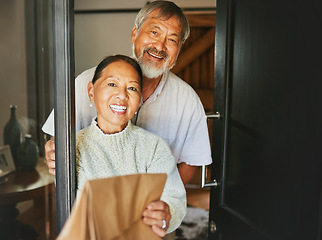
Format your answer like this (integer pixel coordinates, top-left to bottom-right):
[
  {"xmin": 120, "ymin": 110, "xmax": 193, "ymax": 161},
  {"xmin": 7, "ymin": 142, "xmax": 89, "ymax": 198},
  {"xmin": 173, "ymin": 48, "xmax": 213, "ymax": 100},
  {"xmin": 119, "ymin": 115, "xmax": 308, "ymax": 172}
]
[{"xmin": 76, "ymin": 119, "xmax": 186, "ymax": 233}]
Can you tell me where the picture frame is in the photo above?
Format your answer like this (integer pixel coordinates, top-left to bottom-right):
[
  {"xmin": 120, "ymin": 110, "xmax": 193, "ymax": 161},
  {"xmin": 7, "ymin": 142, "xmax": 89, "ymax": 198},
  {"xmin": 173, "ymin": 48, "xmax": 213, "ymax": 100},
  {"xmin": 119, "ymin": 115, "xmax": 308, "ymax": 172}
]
[{"xmin": 0, "ymin": 145, "xmax": 16, "ymax": 178}]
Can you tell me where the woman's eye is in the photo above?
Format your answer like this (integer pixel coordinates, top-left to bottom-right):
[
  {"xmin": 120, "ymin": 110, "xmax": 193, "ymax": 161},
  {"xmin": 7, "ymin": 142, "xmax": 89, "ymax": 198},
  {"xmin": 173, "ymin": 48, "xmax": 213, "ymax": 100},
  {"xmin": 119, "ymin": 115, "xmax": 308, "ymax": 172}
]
[{"xmin": 128, "ymin": 87, "xmax": 138, "ymax": 92}]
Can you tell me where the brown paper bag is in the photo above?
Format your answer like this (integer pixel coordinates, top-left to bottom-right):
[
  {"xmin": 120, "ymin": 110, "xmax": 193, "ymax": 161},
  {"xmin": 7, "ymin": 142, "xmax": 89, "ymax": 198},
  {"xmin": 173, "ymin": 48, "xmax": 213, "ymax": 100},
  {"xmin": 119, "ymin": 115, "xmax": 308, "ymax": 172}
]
[{"xmin": 57, "ymin": 173, "xmax": 167, "ymax": 240}]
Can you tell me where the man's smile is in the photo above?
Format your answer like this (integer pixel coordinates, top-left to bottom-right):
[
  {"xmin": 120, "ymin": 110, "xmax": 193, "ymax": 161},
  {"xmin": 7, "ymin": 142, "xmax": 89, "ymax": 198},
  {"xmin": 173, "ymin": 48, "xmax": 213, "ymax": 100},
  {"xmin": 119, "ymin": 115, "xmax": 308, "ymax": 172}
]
[
  {"xmin": 145, "ymin": 47, "xmax": 168, "ymax": 61},
  {"xmin": 147, "ymin": 51, "xmax": 164, "ymax": 59}
]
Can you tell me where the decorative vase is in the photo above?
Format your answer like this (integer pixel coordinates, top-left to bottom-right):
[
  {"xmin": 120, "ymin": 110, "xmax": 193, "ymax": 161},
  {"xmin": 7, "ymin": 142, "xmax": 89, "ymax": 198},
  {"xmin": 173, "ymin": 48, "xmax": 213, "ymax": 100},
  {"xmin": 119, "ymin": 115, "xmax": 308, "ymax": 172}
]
[
  {"xmin": 17, "ymin": 134, "xmax": 39, "ymax": 171},
  {"xmin": 3, "ymin": 105, "xmax": 23, "ymax": 167}
]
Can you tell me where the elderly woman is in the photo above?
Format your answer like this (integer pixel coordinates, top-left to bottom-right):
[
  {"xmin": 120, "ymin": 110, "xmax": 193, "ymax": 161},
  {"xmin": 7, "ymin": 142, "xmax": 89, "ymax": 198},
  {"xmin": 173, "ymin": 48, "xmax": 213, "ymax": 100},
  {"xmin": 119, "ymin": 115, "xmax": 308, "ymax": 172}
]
[{"xmin": 76, "ymin": 54, "xmax": 186, "ymax": 238}]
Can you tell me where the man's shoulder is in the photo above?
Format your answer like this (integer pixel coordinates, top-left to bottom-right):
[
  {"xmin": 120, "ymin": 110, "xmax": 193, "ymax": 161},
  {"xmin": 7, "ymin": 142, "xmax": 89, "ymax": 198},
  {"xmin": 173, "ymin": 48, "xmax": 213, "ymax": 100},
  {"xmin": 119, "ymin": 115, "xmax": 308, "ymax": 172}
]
[
  {"xmin": 167, "ymin": 71, "xmax": 197, "ymax": 93},
  {"xmin": 76, "ymin": 66, "xmax": 97, "ymax": 81},
  {"xmin": 167, "ymin": 71, "xmax": 190, "ymax": 86},
  {"xmin": 166, "ymin": 71, "xmax": 200, "ymax": 98}
]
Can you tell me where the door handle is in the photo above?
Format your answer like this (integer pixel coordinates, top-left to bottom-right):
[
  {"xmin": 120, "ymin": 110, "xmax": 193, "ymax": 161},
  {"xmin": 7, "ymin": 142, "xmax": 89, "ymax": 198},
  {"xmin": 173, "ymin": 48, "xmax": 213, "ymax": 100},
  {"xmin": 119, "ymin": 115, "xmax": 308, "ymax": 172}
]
[
  {"xmin": 200, "ymin": 112, "xmax": 221, "ymax": 188},
  {"xmin": 201, "ymin": 165, "xmax": 218, "ymax": 188},
  {"xmin": 206, "ymin": 112, "xmax": 221, "ymax": 120}
]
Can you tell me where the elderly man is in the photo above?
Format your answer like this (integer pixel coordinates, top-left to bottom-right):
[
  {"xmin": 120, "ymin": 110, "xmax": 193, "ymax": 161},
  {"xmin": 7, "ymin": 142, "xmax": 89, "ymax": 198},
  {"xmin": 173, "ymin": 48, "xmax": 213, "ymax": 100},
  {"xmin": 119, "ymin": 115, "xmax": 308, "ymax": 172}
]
[{"xmin": 43, "ymin": 1, "xmax": 212, "ymax": 238}]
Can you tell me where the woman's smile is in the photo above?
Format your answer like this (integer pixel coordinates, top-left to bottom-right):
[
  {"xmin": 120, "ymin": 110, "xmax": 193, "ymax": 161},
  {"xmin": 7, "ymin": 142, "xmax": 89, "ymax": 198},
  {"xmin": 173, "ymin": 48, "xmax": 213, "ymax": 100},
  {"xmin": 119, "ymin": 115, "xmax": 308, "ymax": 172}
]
[{"xmin": 109, "ymin": 104, "xmax": 127, "ymax": 114}]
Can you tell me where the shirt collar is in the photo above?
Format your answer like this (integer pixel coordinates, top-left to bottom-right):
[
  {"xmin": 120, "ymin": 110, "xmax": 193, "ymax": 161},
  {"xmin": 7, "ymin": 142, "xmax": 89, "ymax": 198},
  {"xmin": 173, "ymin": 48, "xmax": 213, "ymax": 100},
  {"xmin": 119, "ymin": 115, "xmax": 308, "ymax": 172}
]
[{"xmin": 145, "ymin": 71, "xmax": 169, "ymax": 103}]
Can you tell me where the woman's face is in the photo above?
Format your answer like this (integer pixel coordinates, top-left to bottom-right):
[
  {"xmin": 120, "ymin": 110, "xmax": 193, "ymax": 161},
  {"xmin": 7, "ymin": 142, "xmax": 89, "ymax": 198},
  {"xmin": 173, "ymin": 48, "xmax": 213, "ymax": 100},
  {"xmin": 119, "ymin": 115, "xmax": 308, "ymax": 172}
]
[{"xmin": 88, "ymin": 61, "xmax": 141, "ymax": 134}]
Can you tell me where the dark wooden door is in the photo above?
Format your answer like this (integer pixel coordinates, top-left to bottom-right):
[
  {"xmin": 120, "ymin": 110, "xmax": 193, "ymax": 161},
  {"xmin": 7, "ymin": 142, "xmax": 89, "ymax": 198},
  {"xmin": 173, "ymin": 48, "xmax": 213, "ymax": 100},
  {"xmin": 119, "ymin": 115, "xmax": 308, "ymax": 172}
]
[{"xmin": 209, "ymin": 0, "xmax": 322, "ymax": 239}]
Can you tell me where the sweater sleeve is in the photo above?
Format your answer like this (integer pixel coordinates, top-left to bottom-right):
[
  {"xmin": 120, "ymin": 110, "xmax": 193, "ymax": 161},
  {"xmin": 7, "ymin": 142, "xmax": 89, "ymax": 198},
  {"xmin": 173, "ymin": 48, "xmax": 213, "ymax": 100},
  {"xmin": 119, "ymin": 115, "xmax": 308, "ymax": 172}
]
[
  {"xmin": 146, "ymin": 138, "xmax": 187, "ymax": 234},
  {"xmin": 75, "ymin": 132, "xmax": 88, "ymax": 192}
]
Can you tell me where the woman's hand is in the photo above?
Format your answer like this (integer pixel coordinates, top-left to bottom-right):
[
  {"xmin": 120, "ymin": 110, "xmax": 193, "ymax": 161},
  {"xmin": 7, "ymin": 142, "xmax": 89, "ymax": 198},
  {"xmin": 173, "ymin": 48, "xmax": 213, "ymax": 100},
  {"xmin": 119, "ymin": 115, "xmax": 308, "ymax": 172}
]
[
  {"xmin": 45, "ymin": 136, "xmax": 56, "ymax": 175},
  {"xmin": 142, "ymin": 200, "xmax": 171, "ymax": 237}
]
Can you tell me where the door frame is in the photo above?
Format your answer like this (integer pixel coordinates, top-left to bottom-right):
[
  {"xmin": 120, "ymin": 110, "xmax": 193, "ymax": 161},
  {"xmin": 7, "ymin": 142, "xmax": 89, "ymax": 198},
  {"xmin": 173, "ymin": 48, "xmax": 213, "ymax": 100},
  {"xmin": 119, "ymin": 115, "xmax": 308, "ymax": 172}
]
[
  {"xmin": 209, "ymin": 0, "xmax": 231, "ymax": 238},
  {"xmin": 52, "ymin": 0, "xmax": 76, "ymax": 233}
]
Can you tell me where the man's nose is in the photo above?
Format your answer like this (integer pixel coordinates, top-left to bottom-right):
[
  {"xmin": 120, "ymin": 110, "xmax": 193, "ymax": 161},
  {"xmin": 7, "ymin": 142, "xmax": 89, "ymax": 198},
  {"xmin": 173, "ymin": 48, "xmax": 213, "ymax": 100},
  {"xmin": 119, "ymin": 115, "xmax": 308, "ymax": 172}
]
[{"xmin": 154, "ymin": 37, "xmax": 167, "ymax": 51}]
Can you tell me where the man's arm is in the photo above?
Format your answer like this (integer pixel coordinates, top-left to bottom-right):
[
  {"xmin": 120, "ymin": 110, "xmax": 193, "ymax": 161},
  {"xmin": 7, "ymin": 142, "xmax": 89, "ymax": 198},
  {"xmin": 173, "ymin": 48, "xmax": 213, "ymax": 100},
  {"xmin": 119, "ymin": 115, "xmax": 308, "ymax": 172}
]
[
  {"xmin": 177, "ymin": 162, "xmax": 197, "ymax": 186},
  {"xmin": 45, "ymin": 136, "xmax": 56, "ymax": 175}
]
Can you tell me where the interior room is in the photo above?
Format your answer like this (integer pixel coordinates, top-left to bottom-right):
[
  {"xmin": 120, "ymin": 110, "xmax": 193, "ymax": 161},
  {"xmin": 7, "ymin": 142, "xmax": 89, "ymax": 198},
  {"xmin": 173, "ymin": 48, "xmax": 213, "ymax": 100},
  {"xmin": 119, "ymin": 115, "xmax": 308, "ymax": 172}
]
[{"xmin": 2, "ymin": 0, "xmax": 322, "ymax": 239}]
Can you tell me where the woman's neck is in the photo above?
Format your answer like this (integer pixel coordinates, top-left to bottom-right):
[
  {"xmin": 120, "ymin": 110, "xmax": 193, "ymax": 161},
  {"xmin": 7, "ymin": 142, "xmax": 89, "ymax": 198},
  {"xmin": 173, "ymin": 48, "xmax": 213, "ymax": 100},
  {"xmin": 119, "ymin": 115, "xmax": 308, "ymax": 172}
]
[{"xmin": 96, "ymin": 118, "xmax": 128, "ymax": 134}]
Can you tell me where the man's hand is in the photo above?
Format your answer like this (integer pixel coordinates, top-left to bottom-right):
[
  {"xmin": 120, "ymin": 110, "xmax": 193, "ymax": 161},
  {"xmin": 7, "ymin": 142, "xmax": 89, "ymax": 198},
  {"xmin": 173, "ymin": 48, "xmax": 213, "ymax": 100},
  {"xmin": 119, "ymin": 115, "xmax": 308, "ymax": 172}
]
[
  {"xmin": 142, "ymin": 200, "xmax": 171, "ymax": 237},
  {"xmin": 45, "ymin": 136, "xmax": 56, "ymax": 175}
]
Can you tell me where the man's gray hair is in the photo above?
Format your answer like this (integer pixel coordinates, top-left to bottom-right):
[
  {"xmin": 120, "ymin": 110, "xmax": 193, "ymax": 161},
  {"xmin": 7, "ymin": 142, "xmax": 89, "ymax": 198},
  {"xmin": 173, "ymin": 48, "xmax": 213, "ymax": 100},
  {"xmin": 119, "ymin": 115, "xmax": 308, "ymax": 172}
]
[{"xmin": 134, "ymin": 1, "xmax": 190, "ymax": 45}]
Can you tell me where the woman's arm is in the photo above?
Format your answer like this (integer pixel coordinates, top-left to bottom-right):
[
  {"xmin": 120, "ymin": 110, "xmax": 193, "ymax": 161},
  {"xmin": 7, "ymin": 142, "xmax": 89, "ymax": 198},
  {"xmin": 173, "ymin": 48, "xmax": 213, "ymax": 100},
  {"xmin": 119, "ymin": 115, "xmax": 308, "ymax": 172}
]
[
  {"xmin": 146, "ymin": 139, "xmax": 187, "ymax": 235},
  {"xmin": 142, "ymin": 200, "xmax": 171, "ymax": 237}
]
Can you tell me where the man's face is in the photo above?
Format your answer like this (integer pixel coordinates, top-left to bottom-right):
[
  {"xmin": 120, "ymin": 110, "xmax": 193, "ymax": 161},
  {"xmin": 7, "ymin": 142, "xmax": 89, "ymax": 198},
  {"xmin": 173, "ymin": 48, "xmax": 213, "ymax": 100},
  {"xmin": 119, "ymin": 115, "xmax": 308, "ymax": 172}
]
[{"xmin": 131, "ymin": 10, "xmax": 182, "ymax": 79}]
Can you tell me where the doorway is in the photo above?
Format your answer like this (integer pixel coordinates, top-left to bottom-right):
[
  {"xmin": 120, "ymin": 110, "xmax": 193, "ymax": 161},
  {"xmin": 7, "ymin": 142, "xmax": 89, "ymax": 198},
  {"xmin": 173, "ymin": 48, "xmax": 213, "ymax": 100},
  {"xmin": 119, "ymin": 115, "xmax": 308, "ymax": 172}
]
[
  {"xmin": 54, "ymin": 0, "xmax": 218, "ymax": 237},
  {"xmin": 209, "ymin": 0, "xmax": 322, "ymax": 239}
]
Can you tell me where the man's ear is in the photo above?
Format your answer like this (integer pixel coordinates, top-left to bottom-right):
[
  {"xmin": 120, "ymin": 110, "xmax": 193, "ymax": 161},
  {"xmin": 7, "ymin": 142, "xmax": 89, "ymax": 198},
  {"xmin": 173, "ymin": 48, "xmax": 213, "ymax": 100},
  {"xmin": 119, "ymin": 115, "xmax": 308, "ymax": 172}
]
[
  {"xmin": 131, "ymin": 25, "xmax": 137, "ymax": 43},
  {"xmin": 87, "ymin": 81, "xmax": 95, "ymax": 102}
]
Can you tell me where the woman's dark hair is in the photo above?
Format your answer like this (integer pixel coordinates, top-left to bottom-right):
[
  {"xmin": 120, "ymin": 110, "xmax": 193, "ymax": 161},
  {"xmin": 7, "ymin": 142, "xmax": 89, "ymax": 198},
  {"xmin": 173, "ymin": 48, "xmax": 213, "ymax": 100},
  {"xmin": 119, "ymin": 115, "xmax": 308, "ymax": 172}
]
[{"xmin": 92, "ymin": 54, "xmax": 143, "ymax": 89}]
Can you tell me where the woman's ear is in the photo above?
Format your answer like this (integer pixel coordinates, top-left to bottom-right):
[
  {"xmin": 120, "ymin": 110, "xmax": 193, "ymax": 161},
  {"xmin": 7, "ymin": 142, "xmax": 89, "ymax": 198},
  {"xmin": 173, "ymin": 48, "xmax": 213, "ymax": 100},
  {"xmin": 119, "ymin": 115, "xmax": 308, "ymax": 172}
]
[
  {"xmin": 131, "ymin": 25, "xmax": 137, "ymax": 43},
  {"xmin": 87, "ymin": 81, "xmax": 95, "ymax": 103}
]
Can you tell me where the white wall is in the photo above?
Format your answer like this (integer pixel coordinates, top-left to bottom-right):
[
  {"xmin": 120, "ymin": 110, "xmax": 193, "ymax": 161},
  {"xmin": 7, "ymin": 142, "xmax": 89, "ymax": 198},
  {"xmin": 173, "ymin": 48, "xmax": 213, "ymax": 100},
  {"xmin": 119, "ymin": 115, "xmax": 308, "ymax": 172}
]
[
  {"xmin": 74, "ymin": 0, "xmax": 216, "ymax": 75},
  {"xmin": 0, "ymin": 0, "xmax": 28, "ymax": 146},
  {"xmin": 75, "ymin": 13, "xmax": 136, "ymax": 75}
]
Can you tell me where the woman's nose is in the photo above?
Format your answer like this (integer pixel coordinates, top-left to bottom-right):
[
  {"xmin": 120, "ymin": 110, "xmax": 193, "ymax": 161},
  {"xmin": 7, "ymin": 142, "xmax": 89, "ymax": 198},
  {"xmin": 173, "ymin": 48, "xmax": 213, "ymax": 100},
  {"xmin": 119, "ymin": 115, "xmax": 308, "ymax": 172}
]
[{"xmin": 115, "ymin": 88, "xmax": 128, "ymax": 100}]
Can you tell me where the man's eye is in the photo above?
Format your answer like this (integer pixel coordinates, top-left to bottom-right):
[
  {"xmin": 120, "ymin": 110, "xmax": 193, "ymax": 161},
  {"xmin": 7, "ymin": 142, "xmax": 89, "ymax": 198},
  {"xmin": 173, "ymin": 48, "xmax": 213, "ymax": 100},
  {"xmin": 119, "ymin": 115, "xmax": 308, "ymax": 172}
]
[
  {"xmin": 108, "ymin": 83, "xmax": 116, "ymax": 87},
  {"xmin": 169, "ymin": 38, "xmax": 178, "ymax": 44},
  {"xmin": 151, "ymin": 31, "xmax": 158, "ymax": 35}
]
